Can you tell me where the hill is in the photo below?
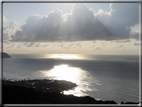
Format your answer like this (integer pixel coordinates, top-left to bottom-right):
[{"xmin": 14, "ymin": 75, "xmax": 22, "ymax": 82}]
[{"xmin": 2, "ymin": 79, "xmax": 139, "ymax": 104}]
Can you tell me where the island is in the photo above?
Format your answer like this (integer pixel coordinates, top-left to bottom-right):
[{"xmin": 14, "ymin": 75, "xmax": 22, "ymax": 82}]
[{"xmin": 1, "ymin": 52, "xmax": 11, "ymax": 58}]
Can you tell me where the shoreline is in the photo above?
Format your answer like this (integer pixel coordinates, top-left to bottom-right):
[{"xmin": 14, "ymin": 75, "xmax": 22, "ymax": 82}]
[{"xmin": 2, "ymin": 78, "xmax": 139, "ymax": 104}]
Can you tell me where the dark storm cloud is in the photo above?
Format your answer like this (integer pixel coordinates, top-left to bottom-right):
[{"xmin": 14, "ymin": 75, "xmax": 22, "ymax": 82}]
[{"xmin": 4, "ymin": 3, "xmax": 139, "ymax": 42}]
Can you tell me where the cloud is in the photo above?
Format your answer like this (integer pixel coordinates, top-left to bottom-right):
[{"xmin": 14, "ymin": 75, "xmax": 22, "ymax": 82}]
[
  {"xmin": 17, "ymin": 45, "xmax": 22, "ymax": 48},
  {"xmin": 95, "ymin": 47, "xmax": 101, "ymax": 50},
  {"xmin": 92, "ymin": 41, "xmax": 96, "ymax": 43},
  {"xmin": 0, "ymin": 16, "xmax": 7, "ymax": 23},
  {"xmin": 130, "ymin": 32, "xmax": 139, "ymax": 40},
  {"xmin": 95, "ymin": 3, "xmax": 139, "ymax": 40},
  {"xmin": 134, "ymin": 43, "xmax": 141, "ymax": 46},
  {"xmin": 119, "ymin": 45, "xmax": 124, "ymax": 48},
  {"xmin": 116, "ymin": 45, "xmax": 125, "ymax": 48},
  {"xmin": 26, "ymin": 42, "xmax": 35, "ymax": 47},
  {"xmin": 6, "ymin": 43, "xmax": 15, "ymax": 48},
  {"xmin": 42, "ymin": 44, "xmax": 49, "ymax": 48},
  {"xmin": 3, "ymin": 16, "xmax": 7, "ymax": 22},
  {"xmin": 74, "ymin": 42, "xmax": 82, "ymax": 48},
  {"xmin": 60, "ymin": 44, "xmax": 64, "ymax": 47},
  {"xmin": 114, "ymin": 39, "xmax": 131, "ymax": 43},
  {"xmin": 10, "ymin": 43, "xmax": 15, "ymax": 47},
  {"xmin": 95, "ymin": 3, "xmax": 114, "ymax": 16},
  {"xmin": 69, "ymin": 43, "xmax": 75, "ymax": 47},
  {"xmin": 92, "ymin": 45, "xmax": 94, "ymax": 48},
  {"xmin": 4, "ymin": 3, "xmax": 139, "ymax": 42},
  {"xmin": 35, "ymin": 43, "xmax": 42, "ymax": 47},
  {"xmin": 101, "ymin": 42, "xmax": 108, "ymax": 47},
  {"xmin": 3, "ymin": 19, "xmax": 18, "ymax": 42}
]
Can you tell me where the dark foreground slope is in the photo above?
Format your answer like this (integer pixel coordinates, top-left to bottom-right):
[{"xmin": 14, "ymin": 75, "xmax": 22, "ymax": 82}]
[
  {"xmin": 3, "ymin": 85, "xmax": 117, "ymax": 104},
  {"xmin": 2, "ymin": 79, "xmax": 139, "ymax": 104}
]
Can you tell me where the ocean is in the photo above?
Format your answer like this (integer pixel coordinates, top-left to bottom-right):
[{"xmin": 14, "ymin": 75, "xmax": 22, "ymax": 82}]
[{"xmin": 3, "ymin": 54, "xmax": 139, "ymax": 103}]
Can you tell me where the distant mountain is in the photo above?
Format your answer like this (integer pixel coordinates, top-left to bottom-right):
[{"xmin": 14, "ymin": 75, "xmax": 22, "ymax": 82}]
[{"xmin": 1, "ymin": 52, "xmax": 11, "ymax": 58}]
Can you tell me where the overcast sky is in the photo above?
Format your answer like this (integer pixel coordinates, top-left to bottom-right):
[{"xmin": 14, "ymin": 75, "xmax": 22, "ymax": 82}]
[{"xmin": 3, "ymin": 2, "xmax": 140, "ymax": 55}]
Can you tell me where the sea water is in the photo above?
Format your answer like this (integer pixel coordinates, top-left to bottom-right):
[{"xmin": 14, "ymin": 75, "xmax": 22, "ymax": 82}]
[{"xmin": 3, "ymin": 54, "xmax": 139, "ymax": 103}]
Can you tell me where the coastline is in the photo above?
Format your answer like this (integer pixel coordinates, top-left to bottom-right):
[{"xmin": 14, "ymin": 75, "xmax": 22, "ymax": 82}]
[{"xmin": 2, "ymin": 78, "xmax": 139, "ymax": 104}]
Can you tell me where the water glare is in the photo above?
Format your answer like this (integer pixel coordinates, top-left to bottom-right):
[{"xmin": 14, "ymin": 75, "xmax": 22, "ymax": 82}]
[
  {"xmin": 53, "ymin": 54, "xmax": 80, "ymax": 60},
  {"xmin": 40, "ymin": 64, "xmax": 82, "ymax": 83},
  {"xmin": 40, "ymin": 64, "xmax": 98, "ymax": 96}
]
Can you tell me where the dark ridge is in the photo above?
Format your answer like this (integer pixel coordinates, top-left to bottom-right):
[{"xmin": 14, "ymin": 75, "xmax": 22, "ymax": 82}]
[
  {"xmin": 3, "ymin": 85, "xmax": 117, "ymax": 104},
  {"xmin": 2, "ymin": 78, "xmax": 77, "ymax": 93},
  {"xmin": 1, "ymin": 52, "xmax": 11, "ymax": 58},
  {"xmin": 2, "ymin": 79, "xmax": 139, "ymax": 104}
]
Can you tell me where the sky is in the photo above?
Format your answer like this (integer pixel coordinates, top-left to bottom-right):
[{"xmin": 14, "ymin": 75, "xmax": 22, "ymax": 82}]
[{"xmin": 2, "ymin": 2, "xmax": 141, "ymax": 55}]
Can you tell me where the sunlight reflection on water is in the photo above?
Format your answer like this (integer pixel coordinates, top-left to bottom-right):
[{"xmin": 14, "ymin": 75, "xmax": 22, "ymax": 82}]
[
  {"xmin": 40, "ymin": 64, "xmax": 81, "ymax": 83},
  {"xmin": 40, "ymin": 64, "xmax": 99, "ymax": 96},
  {"xmin": 45, "ymin": 54, "xmax": 83, "ymax": 60},
  {"xmin": 3, "ymin": 57, "xmax": 139, "ymax": 102},
  {"xmin": 54, "ymin": 54, "xmax": 79, "ymax": 59}
]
